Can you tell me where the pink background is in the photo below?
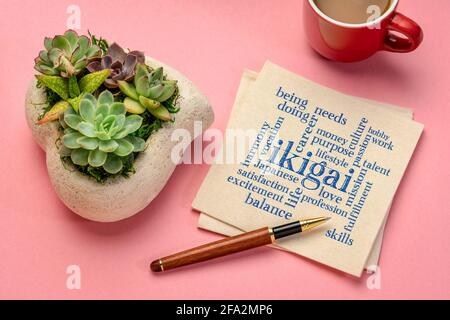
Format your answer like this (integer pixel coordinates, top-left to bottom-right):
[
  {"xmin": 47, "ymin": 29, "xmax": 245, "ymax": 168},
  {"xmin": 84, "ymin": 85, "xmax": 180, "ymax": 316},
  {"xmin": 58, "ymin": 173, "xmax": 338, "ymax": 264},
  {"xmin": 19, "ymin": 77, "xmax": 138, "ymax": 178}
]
[{"xmin": 1, "ymin": 0, "xmax": 449, "ymax": 299}]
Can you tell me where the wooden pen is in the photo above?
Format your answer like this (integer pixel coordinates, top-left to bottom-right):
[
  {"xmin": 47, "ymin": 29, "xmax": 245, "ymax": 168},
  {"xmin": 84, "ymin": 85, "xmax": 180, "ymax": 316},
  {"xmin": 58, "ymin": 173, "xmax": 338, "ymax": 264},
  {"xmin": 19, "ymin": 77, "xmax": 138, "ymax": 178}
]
[{"xmin": 150, "ymin": 217, "xmax": 330, "ymax": 272}]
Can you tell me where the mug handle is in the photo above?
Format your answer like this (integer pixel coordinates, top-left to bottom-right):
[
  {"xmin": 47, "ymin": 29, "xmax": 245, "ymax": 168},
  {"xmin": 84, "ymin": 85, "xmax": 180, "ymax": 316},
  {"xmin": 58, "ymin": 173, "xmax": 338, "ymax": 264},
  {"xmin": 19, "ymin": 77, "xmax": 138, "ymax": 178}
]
[{"xmin": 383, "ymin": 12, "xmax": 423, "ymax": 53}]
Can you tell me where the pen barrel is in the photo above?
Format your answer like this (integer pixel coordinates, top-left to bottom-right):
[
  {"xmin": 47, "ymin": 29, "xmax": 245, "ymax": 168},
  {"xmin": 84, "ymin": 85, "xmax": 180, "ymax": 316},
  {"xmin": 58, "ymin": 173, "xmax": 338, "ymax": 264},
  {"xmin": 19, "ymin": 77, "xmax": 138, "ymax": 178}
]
[{"xmin": 152, "ymin": 227, "xmax": 273, "ymax": 272}]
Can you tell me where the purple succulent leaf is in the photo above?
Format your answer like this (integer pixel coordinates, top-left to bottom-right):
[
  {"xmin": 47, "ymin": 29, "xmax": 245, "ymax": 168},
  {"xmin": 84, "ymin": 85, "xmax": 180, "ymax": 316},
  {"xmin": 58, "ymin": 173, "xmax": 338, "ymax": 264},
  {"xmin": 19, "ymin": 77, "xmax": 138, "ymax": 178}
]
[
  {"xmin": 128, "ymin": 51, "xmax": 145, "ymax": 64},
  {"xmin": 110, "ymin": 60, "xmax": 123, "ymax": 70},
  {"xmin": 86, "ymin": 60, "xmax": 102, "ymax": 73},
  {"xmin": 101, "ymin": 55, "xmax": 113, "ymax": 69},
  {"xmin": 107, "ymin": 43, "xmax": 127, "ymax": 63},
  {"xmin": 110, "ymin": 72, "xmax": 121, "ymax": 82},
  {"xmin": 104, "ymin": 79, "xmax": 119, "ymax": 89},
  {"xmin": 123, "ymin": 73, "xmax": 135, "ymax": 82},
  {"xmin": 121, "ymin": 54, "xmax": 138, "ymax": 77},
  {"xmin": 75, "ymin": 43, "xmax": 145, "ymax": 88},
  {"xmin": 111, "ymin": 72, "xmax": 126, "ymax": 81}
]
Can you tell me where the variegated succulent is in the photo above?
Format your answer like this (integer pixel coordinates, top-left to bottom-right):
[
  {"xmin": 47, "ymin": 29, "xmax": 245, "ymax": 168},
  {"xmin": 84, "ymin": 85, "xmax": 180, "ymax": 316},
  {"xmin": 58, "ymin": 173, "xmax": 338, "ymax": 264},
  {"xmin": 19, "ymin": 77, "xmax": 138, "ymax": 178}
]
[
  {"xmin": 118, "ymin": 64, "xmax": 177, "ymax": 121},
  {"xmin": 36, "ymin": 69, "xmax": 111, "ymax": 124},
  {"xmin": 86, "ymin": 43, "xmax": 145, "ymax": 89},
  {"xmin": 34, "ymin": 30, "xmax": 102, "ymax": 77},
  {"xmin": 61, "ymin": 91, "xmax": 145, "ymax": 174}
]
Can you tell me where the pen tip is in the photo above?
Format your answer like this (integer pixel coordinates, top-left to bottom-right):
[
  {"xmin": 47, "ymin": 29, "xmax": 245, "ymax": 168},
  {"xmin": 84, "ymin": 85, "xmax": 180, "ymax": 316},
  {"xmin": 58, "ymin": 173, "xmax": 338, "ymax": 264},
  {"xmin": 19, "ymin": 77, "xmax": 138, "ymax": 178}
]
[{"xmin": 300, "ymin": 216, "xmax": 331, "ymax": 232}]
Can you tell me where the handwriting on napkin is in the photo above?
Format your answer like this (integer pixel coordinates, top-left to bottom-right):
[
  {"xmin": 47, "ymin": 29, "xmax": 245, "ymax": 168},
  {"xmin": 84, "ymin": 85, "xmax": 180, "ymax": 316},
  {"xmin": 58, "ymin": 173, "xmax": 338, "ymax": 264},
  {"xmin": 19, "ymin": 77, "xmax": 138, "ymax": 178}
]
[{"xmin": 193, "ymin": 62, "xmax": 423, "ymax": 276}]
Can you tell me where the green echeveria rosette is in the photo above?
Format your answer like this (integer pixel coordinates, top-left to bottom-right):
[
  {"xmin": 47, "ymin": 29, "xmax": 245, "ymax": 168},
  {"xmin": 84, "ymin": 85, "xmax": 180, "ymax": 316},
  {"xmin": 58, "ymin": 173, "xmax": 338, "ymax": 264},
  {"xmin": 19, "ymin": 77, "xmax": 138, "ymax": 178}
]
[
  {"xmin": 61, "ymin": 91, "xmax": 146, "ymax": 174},
  {"xmin": 118, "ymin": 64, "xmax": 178, "ymax": 121},
  {"xmin": 34, "ymin": 30, "xmax": 102, "ymax": 78}
]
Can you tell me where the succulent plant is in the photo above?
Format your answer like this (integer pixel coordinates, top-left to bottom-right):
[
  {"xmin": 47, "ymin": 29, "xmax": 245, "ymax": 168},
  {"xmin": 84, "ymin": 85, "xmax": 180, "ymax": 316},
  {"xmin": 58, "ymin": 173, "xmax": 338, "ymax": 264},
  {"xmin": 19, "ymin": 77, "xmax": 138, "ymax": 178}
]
[
  {"xmin": 86, "ymin": 43, "xmax": 145, "ymax": 89},
  {"xmin": 34, "ymin": 30, "xmax": 102, "ymax": 77},
  {"xmin": 117, "ymin": 64, "xmax": 177, "ymax": 121},
  {"xmin": 61, "ymin": 91, "xmax": 145, "ymax": 174},
  {"xmin": 36, "ymin": 69, "xmax": 111, "ymax": 124}
]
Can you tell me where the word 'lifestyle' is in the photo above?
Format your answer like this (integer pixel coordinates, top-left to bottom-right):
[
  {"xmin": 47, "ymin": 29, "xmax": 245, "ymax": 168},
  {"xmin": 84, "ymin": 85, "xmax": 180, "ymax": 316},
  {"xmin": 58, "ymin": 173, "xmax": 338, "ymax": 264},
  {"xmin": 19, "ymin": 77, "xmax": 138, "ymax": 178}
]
[{"xmin": 266, "ymin": 139, "xmax": 354, "ymax": 193}]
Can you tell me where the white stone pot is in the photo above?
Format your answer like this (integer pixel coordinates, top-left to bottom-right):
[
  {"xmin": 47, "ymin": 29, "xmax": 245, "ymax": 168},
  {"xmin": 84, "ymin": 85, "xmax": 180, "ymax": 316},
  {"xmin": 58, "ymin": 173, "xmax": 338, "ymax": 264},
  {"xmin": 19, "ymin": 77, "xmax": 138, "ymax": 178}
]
[{"xmin": 25, "ymin": 57, "xmax": 214, "ymax": 222}]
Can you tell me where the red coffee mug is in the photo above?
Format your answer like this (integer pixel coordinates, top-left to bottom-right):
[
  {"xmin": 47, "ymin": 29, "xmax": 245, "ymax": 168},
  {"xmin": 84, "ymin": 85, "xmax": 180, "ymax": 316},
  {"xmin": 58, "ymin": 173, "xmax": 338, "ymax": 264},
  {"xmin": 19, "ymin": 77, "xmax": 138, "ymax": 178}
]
[{"xmin": 303, "ymin": 0, "xmax": 423, "ymax": 62}]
